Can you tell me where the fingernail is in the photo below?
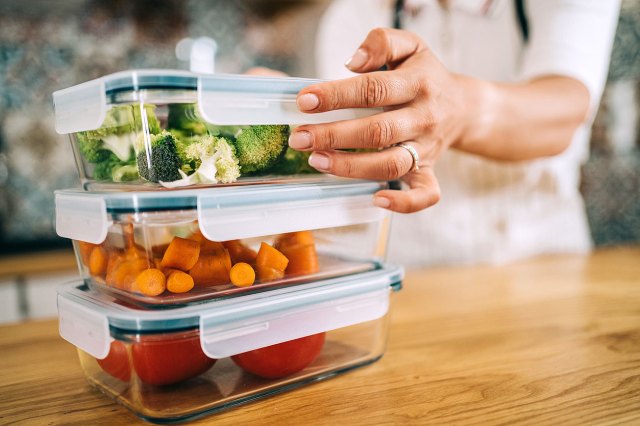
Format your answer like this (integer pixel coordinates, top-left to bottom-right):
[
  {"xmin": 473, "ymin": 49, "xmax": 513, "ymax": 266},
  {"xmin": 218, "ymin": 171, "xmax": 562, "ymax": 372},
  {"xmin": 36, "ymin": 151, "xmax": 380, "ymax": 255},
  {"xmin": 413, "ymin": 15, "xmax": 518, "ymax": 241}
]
[
  {"xmin": 373, "ymin": 196, "xmax": 391, "ymax": 208},
  {"xmin": 345, "ymin": 48, "xmax": 368, "ymax": 70},
  {"xmin": 297, "ymin": 93, "xmax": 320, "ymax": 111},
  {"xmin": 288, "ymin": 130, "xmax": 313, "ymax": 149},
  {"xmin": 308, "ymin": 152, "xmax": 330, "ymax": 171}
]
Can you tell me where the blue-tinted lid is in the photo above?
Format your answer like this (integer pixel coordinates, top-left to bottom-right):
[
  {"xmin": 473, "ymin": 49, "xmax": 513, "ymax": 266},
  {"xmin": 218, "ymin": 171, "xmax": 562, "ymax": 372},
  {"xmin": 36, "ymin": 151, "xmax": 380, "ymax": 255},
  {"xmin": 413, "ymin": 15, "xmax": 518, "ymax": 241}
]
[
  {"xmin": 55, "ymin": 180, "xmax": 392, "ymax": 243},
  {"xmin": 53, "ymin": 69, "xmax": 381, "ymax": 133},
  {"xmin": 58, "ymin": 265, "xmax": 403, "ymax": 359}
]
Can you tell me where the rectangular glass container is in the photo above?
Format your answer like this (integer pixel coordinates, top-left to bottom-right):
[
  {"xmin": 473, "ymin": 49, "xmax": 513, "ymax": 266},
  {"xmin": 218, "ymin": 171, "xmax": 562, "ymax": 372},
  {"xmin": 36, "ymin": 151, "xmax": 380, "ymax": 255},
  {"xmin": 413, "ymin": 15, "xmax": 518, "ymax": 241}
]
[
  {"xmin": 52, "ymin": 70, "xmax": 379, "ymax": 190},
  {"xmin": 58, "ymin": 266, "xmax": 402, "ymax": 423},
  {"xmin": 56, "ymin": 180, "xmax": 393, "ymax": 307}
]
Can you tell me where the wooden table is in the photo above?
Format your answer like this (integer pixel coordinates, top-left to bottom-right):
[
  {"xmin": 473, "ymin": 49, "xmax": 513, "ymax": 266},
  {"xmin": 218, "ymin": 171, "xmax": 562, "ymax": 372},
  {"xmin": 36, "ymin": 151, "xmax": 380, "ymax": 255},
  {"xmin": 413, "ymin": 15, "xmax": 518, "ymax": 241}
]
[{"xmin": 1, "ymin": 247, "xmax": 639, "ymax": 425}]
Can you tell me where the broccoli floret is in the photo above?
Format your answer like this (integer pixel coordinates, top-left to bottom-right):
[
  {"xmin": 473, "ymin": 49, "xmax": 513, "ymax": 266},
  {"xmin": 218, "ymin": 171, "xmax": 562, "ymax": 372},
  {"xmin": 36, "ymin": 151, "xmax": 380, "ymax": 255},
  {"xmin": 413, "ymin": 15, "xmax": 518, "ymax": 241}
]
[
  {"xmin": 184, "ymin": 135, "xmax": 240, "ymax": 184},
  {"xmin": 92, "ymin": 153, "xmax": 137, "ymax": 182},
  {"xmin": 233, "ymin": 125, "xmax": 289, "ymax": 174},
  {"xmin": 167, "ymin": 103, "xmax": 208, "ymax": 137},
  {"xmin": 78, "ymin": 104, "xmax": 160, "ymax": 163},
  {"xmin": 160, "ymin": 134, "xmax": 240, "ymax": 188},
  {"xmin": 134, "ymin": 104, "xmax": 161, "ymax": 135},
  {"xmin": 77, "ymin": 133, "xmax": 113, "ymax": 163},
  {"xmin": 137, "ymin": 131, "xmax": 182, "ymax": 183},
  {"xmin": 264, "ymin": 148, "xmax": 319, "ymax": 175},
  {"xmin": 111, "ymin": 164, "xmax": 139, "ymax": 182}
]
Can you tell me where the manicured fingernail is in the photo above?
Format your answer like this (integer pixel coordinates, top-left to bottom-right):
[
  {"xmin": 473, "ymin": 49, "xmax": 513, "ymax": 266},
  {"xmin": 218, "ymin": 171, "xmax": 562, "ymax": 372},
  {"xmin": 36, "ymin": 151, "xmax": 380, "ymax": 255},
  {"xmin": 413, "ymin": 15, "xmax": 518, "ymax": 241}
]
[
  {"xmin": 373, "ymin": 196, "xmax": 391, "ymax": 208},
  {"xmin": 308, "ymin": 152, "xmax": 330, "ymax": 171},
  {"xmin": 345, "ymin": 48, "xmax": 368, "ymax": 70},
  {"xmin": 288, "ymin": 130, "xmax": 313, "ymax": 149},
  {"xmin": 297, "ymin": 93, "xmax": 320, "ymax": 111}
]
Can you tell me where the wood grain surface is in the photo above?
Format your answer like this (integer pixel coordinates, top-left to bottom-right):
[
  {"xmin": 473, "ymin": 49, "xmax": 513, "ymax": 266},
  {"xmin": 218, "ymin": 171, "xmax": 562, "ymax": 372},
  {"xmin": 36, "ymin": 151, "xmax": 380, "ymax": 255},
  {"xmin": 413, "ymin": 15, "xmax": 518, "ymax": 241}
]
[{"xmin": 1, "ymin": 247, "xmax": 639, "ymax": 425}]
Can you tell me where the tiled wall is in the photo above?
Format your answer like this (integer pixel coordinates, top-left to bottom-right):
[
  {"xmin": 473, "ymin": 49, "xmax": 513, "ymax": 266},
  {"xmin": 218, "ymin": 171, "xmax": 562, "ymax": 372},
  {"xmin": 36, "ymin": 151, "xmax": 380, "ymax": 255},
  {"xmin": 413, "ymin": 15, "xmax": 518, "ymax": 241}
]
[{"xmin": 581, "ymin": 0, "xmax": 640, "ymax": 246}]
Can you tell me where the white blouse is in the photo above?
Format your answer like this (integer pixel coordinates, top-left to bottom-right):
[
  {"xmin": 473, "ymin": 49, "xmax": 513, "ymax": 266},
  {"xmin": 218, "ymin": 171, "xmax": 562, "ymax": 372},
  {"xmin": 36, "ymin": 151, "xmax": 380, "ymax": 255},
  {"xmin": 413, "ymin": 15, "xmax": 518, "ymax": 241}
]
[{"xmin": 315, "ymin": 0, "xmax": 620, "ymax": 266}]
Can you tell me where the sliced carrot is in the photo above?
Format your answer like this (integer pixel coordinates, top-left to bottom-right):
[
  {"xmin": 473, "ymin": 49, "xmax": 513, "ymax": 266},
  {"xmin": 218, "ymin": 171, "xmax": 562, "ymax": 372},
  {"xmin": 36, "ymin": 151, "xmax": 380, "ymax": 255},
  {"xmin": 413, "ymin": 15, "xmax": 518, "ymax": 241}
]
[
  {"xmin": 108, "ymin": 258, "xmax": 150, "ymax": 290},
  {"xmin": 188, "ymin": 229, "xmax": 225, "ymax": 253},
  {"xmin": 230, "ymin": 263, "xmax": 256, "ymax": 287},
  {"xmin": 105, "ymin": 252, "xmax": 126, "ymax": 286},
  {"xmin": 274, "ymin": 231, "xmax": 319, "ymax": 276},
  {"xmin": 78, "ymin": 241, "xmax": 98, "ymax": 266},
  {"xmin": 151, "ymin": 243, "xmax": 170, "ymax": 258},
  {"xmin": 281, "ymin": 245, "xmax": 320, "ymax": 276},
  {"xmin": 274, "ymin": 231, "xmax": 315, "ymax": 252},
  {"xmin": 134, "ymin": 268, "xmax": 166, "ymax": 296},
  {"xmin": 224, "ymin": 240, "xmax": 258, "ymax": 264},
  {"xmin": 167, "ymin": 271, "xmax": 195, "ymax": 293},
  {"xmin": 256, "ymin": 265, "xmax": 285, "ymax": 282},
  {"xmin": 161, "ymin": 237, "xmax": 201, "ymax": 271},
  {"xmin": 256, "ymin": 242, "xmax": 289, "ymax": 271},
  {"xmin": 89, "ymin": 246, "xmax": 109, "ymax": 277},
  {"xmin": 189, "ymin": 249, "xmax": 232, "ymax": 286}
]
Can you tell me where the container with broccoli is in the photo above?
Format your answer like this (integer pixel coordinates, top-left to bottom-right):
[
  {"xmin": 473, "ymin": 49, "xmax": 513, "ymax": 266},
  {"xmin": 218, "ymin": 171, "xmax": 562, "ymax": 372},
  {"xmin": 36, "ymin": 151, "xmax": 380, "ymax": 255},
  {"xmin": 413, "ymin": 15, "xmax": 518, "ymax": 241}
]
[
  {"xmin": 72, "ymin": 102, "xmax": 318, "ymax": 188},
  {"xmin": 54, "ymin": 70, "xmax": 382, "ymax": 190}
]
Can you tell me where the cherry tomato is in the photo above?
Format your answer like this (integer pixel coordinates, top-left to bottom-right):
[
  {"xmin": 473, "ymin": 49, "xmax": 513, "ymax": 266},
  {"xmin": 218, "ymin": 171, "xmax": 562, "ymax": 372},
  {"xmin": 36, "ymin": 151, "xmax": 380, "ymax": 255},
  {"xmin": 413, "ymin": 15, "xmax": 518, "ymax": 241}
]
[
  {"xmin": 96, "ymin": 340, "xmax": 131, "ymax": 382},
  {"xmin": 231, "ymin": 333, "xmax": 325, "ymax": 379},
  {"xmin": 131, "ymin": 331, "xmax": 216, "ymax": 386}
]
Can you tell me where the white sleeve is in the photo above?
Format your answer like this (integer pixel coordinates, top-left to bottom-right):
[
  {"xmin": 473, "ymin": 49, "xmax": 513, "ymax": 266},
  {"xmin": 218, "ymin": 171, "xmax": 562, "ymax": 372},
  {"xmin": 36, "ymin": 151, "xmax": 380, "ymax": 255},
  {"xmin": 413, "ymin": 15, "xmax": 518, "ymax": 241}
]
[{"xmin": 519, "ymin": 0, "xmax": 620, "ymax": 111}]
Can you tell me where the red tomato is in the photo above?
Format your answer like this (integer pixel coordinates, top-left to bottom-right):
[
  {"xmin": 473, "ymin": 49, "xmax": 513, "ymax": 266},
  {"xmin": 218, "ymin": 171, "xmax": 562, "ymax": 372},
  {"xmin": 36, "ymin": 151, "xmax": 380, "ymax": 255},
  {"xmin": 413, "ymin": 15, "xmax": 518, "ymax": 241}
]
[
  {"xmin": 131, "ymin": 331, "xmax": 216, "ymax": 386},
  {"xmin": 96, "ymin": 340, "xmax": 131, "ymax": 382},
  {"xmin": 231, "ymin": 333, "xmax": 325, "ymax": 379}
]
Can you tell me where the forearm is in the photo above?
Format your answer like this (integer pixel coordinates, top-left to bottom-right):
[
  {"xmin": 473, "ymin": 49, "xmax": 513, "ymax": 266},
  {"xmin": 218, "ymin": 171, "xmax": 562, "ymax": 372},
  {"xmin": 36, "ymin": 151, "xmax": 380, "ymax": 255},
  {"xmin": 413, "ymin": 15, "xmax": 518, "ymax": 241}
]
[{"xmin": 454, "ymin": 75, "xmax": 591, "ymax": 161}]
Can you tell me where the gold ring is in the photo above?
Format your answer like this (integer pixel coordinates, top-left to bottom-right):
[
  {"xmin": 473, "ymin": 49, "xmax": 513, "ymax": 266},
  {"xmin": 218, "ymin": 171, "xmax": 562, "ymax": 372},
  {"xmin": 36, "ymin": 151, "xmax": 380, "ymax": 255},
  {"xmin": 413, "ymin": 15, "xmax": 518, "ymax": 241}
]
[{"xmin": 396, "ymin": 143, "xmax": 420, "ymax": 173}]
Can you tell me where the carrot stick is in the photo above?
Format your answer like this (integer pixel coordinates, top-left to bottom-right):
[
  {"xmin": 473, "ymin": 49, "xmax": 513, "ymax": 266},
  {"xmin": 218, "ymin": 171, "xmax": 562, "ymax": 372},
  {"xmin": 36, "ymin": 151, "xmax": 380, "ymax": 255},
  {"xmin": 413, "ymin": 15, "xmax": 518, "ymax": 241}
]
[
  {"xmin": 161, "ymin": 237, "xmax": 201, "ymax": 271},
  {"xmin": 281, "ymin": 245, "xmax": 320, "ymax": 276},
  {"xmin": 134, "ymin": 268, "xmax": 166, "ymax": 296},
  {"xmin": 189, "ymin": 250, "xmax": 232, "ymax": 286},
  {"xmin": 167, "ymin": 271, "xmax": 195, "ymax": 293},
  {"xmin": 89, "ymin": 246, "xmax": 109, "ymax": 277},
  {"xmin": 188, "ymin": 229, "xmax": 225, "ymax": 254},
  {"xmin": 78, "ymin": 241, "xmax": 98, "ymax": 266},
  {"xmin": 256, "ymin": 265, "xmax": 285, "ymax": 282},
  {"xmin": 110, "ymin": 258, "xmax": 150, "ymax": 290},
  {"xmin": 274, "ymin": 231, "xmax": 315, "ymax": 251},
  {"xmin": 256, "ymin": 242, "xmax": 289, "ymax": 271},
  {"xmin": 274, "ymin": 231, "xmax": 319, "ymax": 276},
  {"xmin": 230, "ymin": 263, "xmax": 256, "ymax": 287},
  {"xmin": 224, "ymin": 240, "xmax": 258, "ymax": 264}
]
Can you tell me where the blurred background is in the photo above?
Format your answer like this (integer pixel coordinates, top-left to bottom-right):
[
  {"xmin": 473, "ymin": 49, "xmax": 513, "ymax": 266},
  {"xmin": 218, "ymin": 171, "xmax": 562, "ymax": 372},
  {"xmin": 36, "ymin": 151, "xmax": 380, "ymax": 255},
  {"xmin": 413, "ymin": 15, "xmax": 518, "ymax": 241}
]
[{"xmin": 0, "ymin": 0, "xmax": 638, "ymax": 322}]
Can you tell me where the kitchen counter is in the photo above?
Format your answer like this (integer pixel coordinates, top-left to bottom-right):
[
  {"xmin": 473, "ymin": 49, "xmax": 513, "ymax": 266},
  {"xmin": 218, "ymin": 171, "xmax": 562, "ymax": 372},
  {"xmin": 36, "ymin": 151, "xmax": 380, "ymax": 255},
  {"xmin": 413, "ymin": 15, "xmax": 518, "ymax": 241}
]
[{"xmin": 1, "ymin": 247, "xmax": 639, "ymax": 425}]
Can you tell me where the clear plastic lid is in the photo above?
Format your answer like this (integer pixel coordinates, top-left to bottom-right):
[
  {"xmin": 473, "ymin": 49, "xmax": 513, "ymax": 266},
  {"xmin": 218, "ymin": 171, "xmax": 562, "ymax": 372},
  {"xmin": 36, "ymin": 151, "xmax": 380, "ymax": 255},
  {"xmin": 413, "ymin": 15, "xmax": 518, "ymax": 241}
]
[
  {"xmin": 53, "ymin": 69, "xmax": 380, "ymax": 134},
  {"xmin": 55, "ymin": 179, "xmax": 391, "ymax": 244},
  {"xmin": 58, "ymin": 265, "xmax": 403, "ymax": 359}
]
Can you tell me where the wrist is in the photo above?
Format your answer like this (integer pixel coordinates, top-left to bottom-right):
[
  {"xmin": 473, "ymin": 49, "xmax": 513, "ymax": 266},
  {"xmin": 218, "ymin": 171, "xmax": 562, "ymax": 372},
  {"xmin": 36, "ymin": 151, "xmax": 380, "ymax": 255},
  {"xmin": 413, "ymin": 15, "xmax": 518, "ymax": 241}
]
[{"xmin": 451, "ymin": 74, "xmax": 500, "ymax": 154}]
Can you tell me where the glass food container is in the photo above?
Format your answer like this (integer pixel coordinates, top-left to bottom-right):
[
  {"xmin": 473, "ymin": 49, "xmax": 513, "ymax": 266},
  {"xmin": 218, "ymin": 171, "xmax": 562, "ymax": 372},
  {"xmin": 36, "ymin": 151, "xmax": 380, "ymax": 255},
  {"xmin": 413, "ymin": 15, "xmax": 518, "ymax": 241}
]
[
  {"xmin": 56, "ymin": 180, "xmax": 393, "ymax": 307},
  {"xmin": 52, "ymin": 69, "xmax": 379, "ymax": 190},
  {"xmin": 58, "ymin": 265, "xmax": 403, "ymax": 423}
]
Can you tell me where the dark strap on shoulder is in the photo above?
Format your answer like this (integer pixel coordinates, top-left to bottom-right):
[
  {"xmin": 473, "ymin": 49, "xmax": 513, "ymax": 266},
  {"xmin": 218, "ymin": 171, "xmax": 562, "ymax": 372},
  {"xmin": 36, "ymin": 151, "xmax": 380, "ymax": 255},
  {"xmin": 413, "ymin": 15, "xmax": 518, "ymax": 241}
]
[
  {"xmin": 393, "ymin": 0, "xmax": 405, "ymax": 29},
  {"xmin": 515, "ymin": 0, "xmax": 529, "ymax": 42}
]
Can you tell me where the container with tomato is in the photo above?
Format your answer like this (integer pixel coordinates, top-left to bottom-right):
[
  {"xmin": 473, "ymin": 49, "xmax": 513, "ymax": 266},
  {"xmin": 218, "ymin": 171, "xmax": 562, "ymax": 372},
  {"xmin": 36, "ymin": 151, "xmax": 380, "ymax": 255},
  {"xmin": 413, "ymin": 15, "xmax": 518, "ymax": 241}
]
[
  {"xmin": 56, "ymin": 179, "xmax": 393, "ymax": 307},
  {"xmin": 59, "ymin": 265, "xmax": 402, "ymax": 423}
]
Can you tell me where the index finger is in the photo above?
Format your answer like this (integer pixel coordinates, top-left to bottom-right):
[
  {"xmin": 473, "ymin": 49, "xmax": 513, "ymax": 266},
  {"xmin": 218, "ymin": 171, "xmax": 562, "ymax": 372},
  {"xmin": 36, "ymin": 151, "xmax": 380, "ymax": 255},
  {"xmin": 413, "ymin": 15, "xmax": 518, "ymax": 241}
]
[
  {"xmin": 297, "ymin": 71, "xmax": 421, "ymax": 112},
  {"xmin": 347, "ymin": 27, "xmax": 427, "ymax": 72}
]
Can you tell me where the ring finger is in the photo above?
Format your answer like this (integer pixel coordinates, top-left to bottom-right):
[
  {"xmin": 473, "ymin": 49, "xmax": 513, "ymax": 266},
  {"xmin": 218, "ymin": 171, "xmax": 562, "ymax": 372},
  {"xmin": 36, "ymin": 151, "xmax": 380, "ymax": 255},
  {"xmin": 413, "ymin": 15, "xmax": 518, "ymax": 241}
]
[
  {"xmin": 308, "ymin": 141, "xmax": 425, "ymax": 180},
  {"xmin": 290, "ymin": 108, "xmax": 423, "ymax": 151}
]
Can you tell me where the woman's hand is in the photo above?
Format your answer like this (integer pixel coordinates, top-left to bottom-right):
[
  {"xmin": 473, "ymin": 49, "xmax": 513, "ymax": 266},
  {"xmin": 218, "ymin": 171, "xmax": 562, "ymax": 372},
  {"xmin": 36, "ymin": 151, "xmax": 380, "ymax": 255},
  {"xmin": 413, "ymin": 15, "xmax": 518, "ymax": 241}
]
[{"xmin": 289, "ymin": 28, "xmax": 474, "ymax": 213}]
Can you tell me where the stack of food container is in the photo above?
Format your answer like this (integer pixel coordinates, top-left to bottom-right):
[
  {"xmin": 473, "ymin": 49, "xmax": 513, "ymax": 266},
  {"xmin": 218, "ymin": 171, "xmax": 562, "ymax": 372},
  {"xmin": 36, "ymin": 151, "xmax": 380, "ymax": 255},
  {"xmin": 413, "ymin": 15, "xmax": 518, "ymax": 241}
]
[{"xmin": 52, "ymin": 70, "xmax": 403, "ymax": 423}]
